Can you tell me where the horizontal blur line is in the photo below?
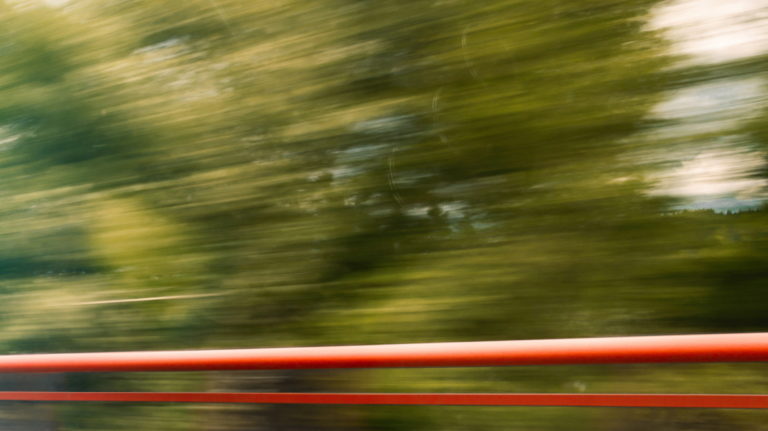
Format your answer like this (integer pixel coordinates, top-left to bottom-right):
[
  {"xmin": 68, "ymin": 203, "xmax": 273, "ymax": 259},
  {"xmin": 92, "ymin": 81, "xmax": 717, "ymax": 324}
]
[
  {"xmin": 0, "ymin": 392, "xmax": 765, "ymax": 408},
  {"xmin": 1, "ymin": 333, "xmax": 768, "ymax": 372},
  {"xmin": 71, "ymin": 293, "xmax": 223, "ymax": 305}
]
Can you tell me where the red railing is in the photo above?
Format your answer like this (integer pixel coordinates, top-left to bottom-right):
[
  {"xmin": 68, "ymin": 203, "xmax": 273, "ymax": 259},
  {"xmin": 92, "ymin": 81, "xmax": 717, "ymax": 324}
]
[{"xmin": 1, "ymin": 333, "xmax": 767, "ymax": 408}]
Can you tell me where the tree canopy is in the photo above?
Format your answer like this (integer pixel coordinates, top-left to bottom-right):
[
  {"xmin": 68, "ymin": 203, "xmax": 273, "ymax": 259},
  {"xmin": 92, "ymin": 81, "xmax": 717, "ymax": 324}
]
[{"xmin": 0, "ymin": 0, "xmax": 766, "ymax": 429}]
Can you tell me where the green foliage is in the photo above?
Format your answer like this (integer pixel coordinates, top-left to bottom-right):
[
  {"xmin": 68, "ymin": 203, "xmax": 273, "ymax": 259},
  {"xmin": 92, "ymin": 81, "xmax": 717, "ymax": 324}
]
[{"xmin": 0, "ymin": 0, "xmax": 766, "ymax": 429}]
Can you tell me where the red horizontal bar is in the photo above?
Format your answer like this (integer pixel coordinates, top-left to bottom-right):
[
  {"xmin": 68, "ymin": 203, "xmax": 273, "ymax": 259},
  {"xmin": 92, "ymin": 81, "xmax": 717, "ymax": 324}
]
[
  {"xmin": 0, "ymin": 392, "xmax": 765, "ymax": 408},
  {"xmin": 0, "ymin": 333, "xmax": 767, "ymax": 372}
]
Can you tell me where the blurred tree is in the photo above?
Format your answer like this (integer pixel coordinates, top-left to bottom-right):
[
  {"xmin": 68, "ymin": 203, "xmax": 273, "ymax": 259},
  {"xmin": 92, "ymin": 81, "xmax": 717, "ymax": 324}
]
[{"xmin": 0, "ymin": 0, "xmax": 766, "ymax": 430}]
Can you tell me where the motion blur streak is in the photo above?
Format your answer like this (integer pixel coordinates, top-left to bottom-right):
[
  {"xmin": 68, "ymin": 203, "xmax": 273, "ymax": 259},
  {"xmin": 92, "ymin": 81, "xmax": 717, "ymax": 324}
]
[{"xmin": 1, "ymin": 0, "xmax": 768, "ymax": 429}]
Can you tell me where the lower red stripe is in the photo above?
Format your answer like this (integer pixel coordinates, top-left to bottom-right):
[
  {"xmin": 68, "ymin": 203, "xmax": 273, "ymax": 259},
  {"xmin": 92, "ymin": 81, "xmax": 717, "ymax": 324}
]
[{"xmin": 0, "ymin": 392, "xmax": 764, "ymax": 408}]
